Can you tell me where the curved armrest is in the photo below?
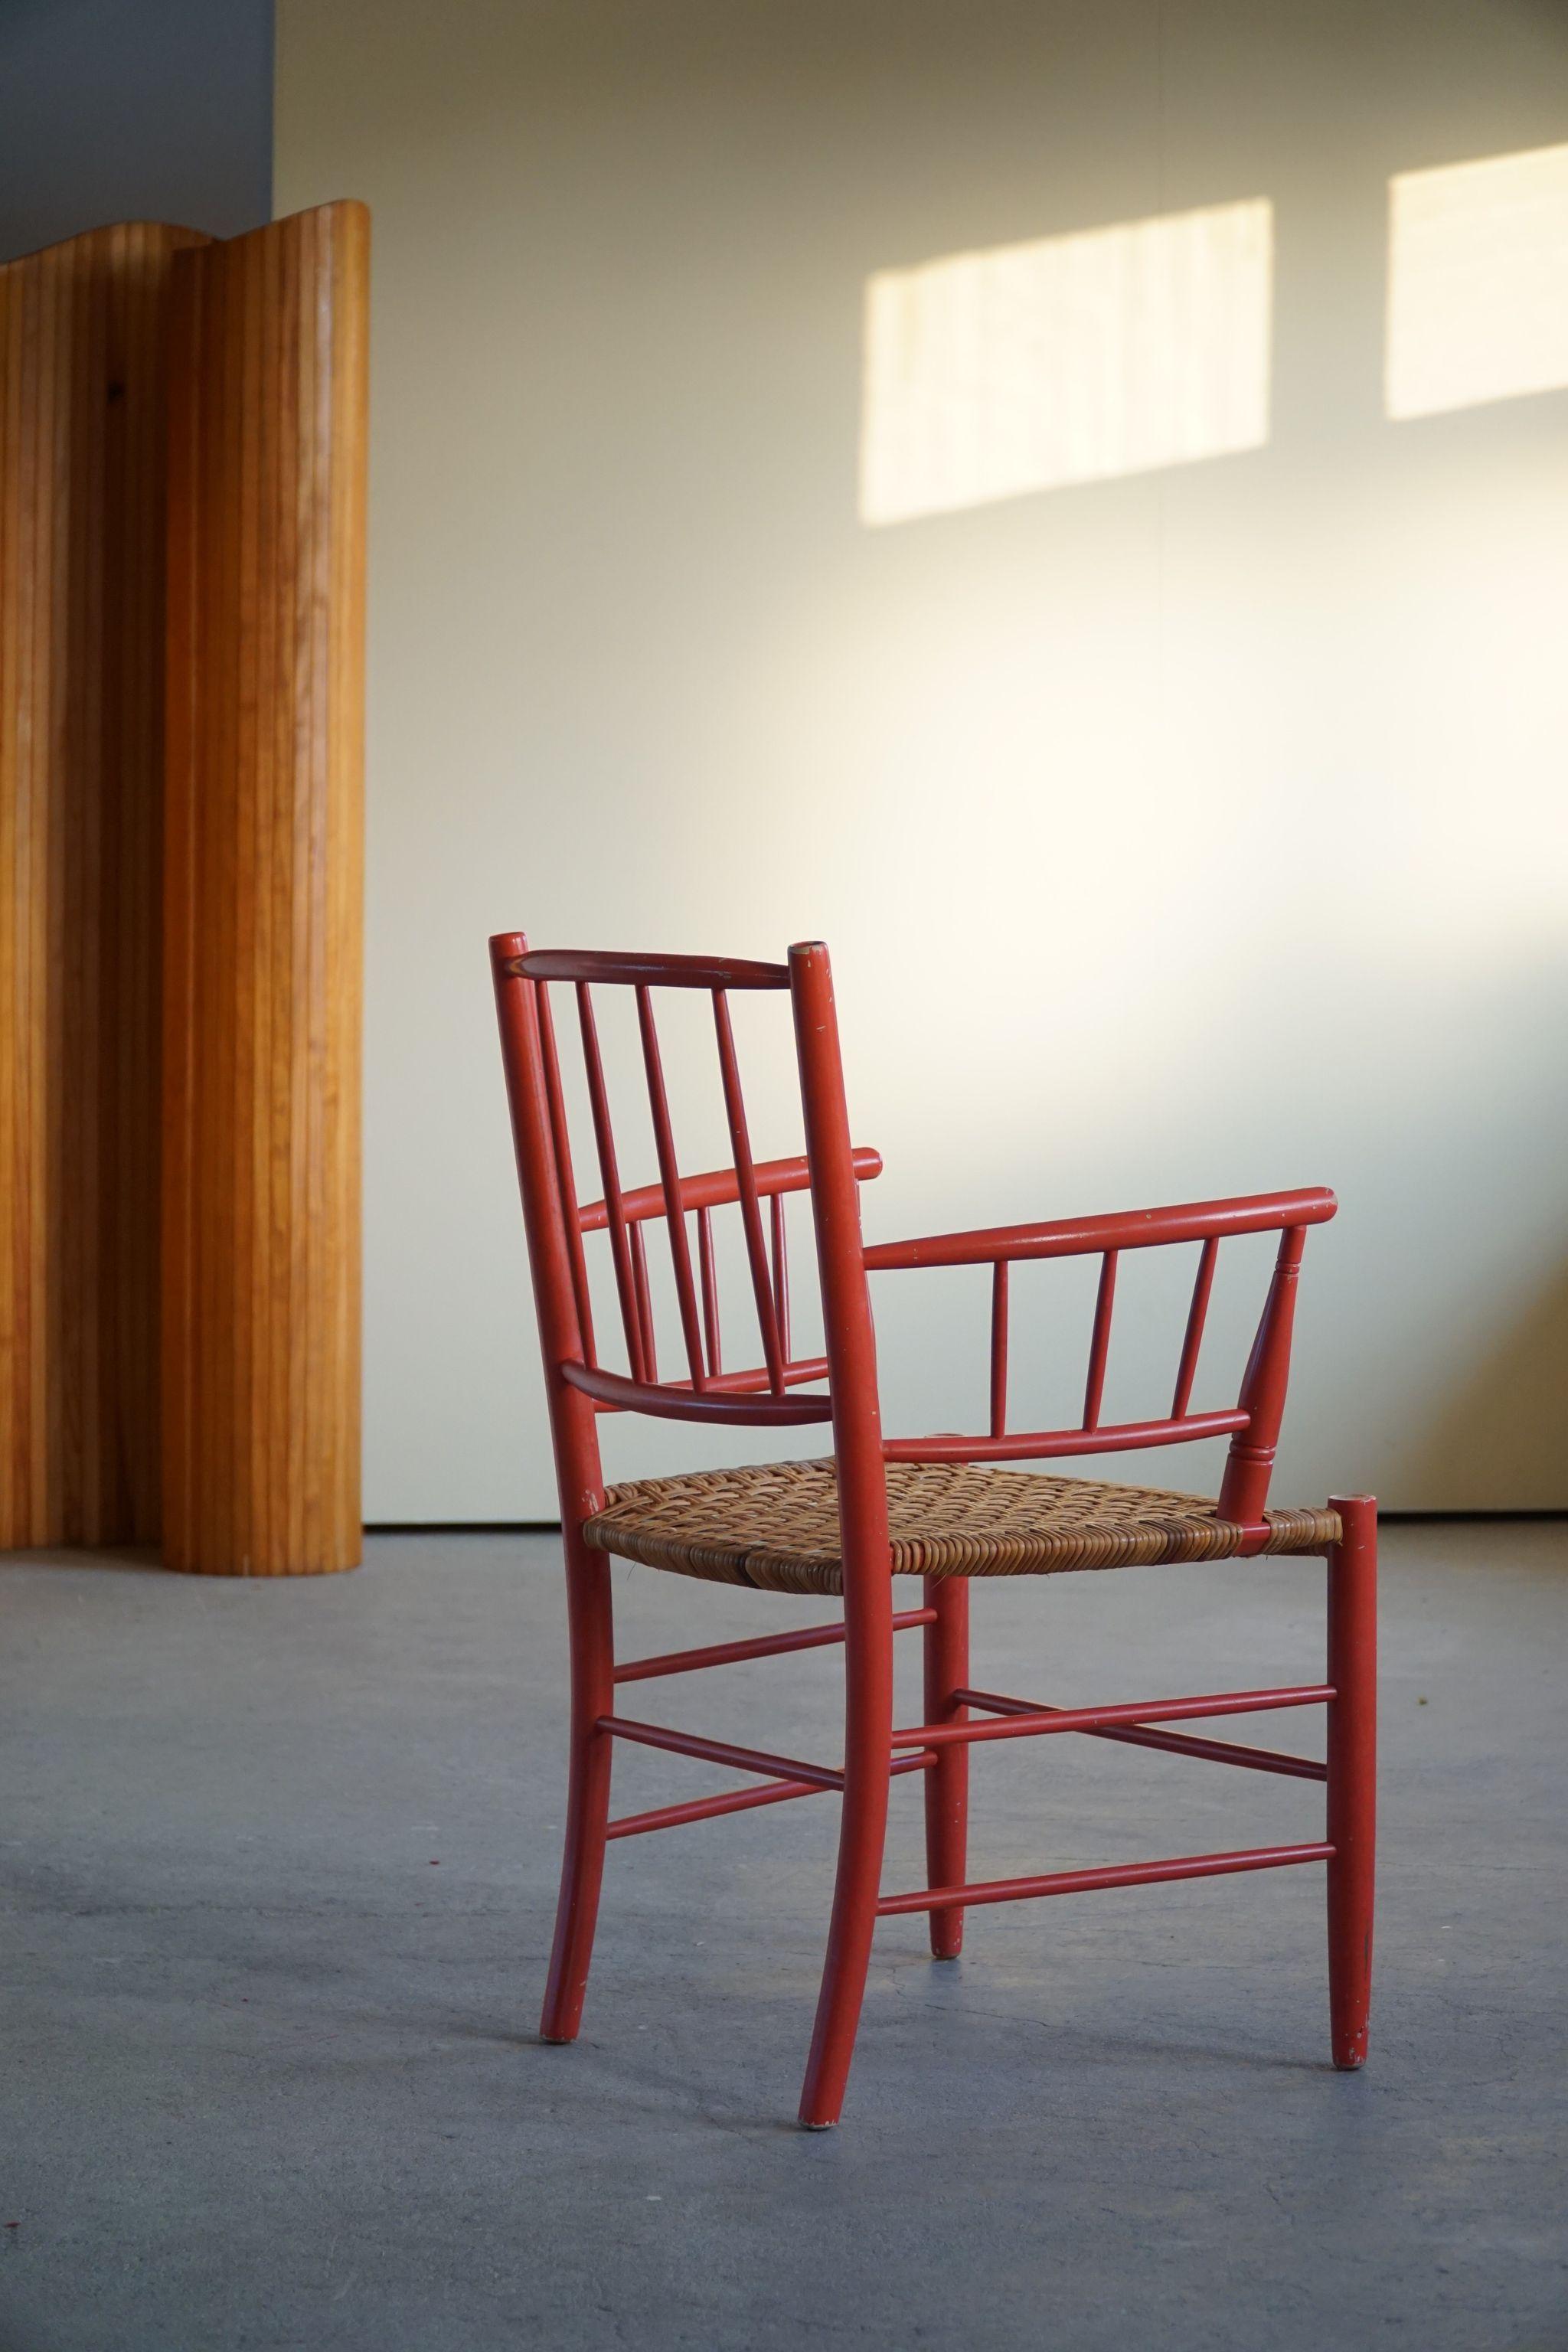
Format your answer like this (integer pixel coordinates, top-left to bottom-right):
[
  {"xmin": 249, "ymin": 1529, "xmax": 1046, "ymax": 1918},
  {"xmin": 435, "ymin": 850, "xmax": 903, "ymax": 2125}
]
[
  {"xmin": 862, "ymin": 1187, "xmax": 1335, "ymax": 1272},
  {"xmin": 580, "ymin": 1145, "xmax": 881, "ymax": 1233}
]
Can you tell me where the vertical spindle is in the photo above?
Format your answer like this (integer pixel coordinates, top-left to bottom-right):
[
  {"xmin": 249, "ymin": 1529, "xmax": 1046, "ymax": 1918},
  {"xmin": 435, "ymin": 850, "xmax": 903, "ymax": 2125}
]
[
  {"xmin": 629, "ymin": 1223, "xmax": 657, "ymax": 1383},
  {"xmin": 1083, "ymin": 1251, "xmax": 1118, "ymax": 1431},
  {"xmin": 989, "ymin": 1262, "xmax": 1010, "ymax": 1440},
  {"xmin": 635, "ymin": 987, "xmax": 706, "ymax": 1388},
  {"xmin": 1218, "ymin": 1226, "xmax": 1307, "ymax": 1530},
  {"xmin": 535, "ymin": 983, "xmax": 595, "ymax": 1364},
  {"xmin": 770, "ymin": 1192, "xmax": 792, "ymax": 1365},
  {"xmin": 712, "ymin": 991, "xmax": 786, "ymax": 1391},
  {"xmin": 1171, "ymin": 1236, "xmax": 1219, "ymax": 1419},
  {"xmin": 576, "ymin": 983, "xmax": 648, "ymax": 1381},
  {"xmin": 697, "ymin": 1206, "xmax": 721, "ymax": 1377}
]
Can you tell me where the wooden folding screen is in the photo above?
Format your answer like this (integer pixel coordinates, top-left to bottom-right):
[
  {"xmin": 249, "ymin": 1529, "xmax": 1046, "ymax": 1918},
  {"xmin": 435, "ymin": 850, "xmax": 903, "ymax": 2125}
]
[
  {"xmin": 0, "ymin": 222, "xmax": 201, "ymax": 1547},
  {"xmin": 0, "ymin": 203, "xmax": 367, "ymax": 1573},
  {"xmin": 163, "ymin": 206, "xmax": 368, "ymax": 1575}
]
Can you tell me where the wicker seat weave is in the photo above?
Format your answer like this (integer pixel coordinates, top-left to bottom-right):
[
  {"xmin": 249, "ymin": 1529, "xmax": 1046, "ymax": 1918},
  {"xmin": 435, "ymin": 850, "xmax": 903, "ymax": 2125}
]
[{"xmin": 583, "ymin": 1459, "xmax": 1341, "ymax": 1597}]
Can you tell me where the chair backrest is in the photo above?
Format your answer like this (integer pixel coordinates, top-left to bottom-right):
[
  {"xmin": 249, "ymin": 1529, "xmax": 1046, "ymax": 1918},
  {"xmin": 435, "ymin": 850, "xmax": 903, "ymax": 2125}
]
[
  {"xmin": 489, "ymin": 936, "xmax": 883, "ymax": 1523},
  {"xmin": 492, "ymin": 933, "xmax": 1322, "ymax": 1550}
]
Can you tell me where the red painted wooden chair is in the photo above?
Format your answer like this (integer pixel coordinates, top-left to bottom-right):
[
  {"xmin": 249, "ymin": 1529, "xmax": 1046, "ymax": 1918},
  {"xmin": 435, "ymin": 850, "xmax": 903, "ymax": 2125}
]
[{"xmin": 491, "ymin": 933, "xmax": 1375, "ymax": 2128}]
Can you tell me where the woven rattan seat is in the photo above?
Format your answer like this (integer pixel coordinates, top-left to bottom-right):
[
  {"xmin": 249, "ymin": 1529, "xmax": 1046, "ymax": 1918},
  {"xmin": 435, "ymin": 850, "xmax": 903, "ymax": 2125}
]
[{"xmin": 583, "ymin": 1459, "xmax": 1342, "ymax": 1598}]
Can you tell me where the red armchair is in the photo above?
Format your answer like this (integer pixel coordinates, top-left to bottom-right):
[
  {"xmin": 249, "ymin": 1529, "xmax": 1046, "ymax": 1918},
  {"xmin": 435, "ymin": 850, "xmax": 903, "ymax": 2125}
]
[{"xmin": 492, "ymin": 936, "xmax": 1375, "ymax": 2128}]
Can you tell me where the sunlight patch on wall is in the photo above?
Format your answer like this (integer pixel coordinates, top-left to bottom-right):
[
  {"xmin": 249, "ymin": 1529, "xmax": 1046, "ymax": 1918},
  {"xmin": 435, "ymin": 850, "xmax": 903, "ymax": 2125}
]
[
  {"xmin": 858, "ymin": 198, "xmax": 1272, "ymax": 526},
  {"xmin": 1387, "ymin": 142, "xmax": 1568, "ymax": 420}
]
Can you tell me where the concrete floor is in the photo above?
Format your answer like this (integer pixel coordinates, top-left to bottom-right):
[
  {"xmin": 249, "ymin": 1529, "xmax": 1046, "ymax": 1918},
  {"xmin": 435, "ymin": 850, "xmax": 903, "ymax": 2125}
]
[{"xmin": 1, "ymin": 1521, "xmax": 1563, "ymax": 2351}]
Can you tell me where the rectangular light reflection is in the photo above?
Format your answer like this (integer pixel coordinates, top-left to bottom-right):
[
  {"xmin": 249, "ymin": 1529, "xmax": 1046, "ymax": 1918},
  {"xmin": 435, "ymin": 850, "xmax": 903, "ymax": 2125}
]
[
  {"xmin": 859, "ymin": 198, "xmax": 1272, "ymax": 527},
  {"xmin": 1387, "ymin": 142, "xmax": 1568, "ymax": 420}
]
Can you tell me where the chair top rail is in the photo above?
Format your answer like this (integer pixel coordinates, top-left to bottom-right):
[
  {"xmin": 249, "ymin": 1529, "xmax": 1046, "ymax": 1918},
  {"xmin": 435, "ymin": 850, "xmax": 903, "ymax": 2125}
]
[
  {"xmin": 578, "ymin": 1145, "xmax": 882, "ymax": 1233},
  {"xmin": 510, "ymin": 949, "xmax": 790, "ymax": 990},
  {"xmin": 864, "ymin": 1187, "xmax": 1337, "ymax": 1272}
]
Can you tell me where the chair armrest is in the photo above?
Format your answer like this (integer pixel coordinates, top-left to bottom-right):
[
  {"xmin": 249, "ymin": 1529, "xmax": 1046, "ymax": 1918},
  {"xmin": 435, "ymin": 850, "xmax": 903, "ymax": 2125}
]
[
  {"xmin": 580, "ymin": 1145, "xmax": 881, "ymax": 1234},
  {"xmin": 862, "ymin": 1187, "xmax": 1335, "ymax": 1271}
]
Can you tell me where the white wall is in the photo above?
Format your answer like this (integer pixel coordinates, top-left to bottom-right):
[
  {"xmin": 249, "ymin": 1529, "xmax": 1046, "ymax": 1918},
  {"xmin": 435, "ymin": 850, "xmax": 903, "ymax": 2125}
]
[{"xmin": 276, "ymin": 0, "xmax": 1568, "ymax": 1520}]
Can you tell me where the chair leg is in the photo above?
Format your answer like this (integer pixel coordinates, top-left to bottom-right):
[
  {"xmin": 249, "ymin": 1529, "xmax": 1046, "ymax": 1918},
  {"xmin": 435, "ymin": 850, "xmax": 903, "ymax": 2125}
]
[
  {"xmin": 1325, "ymin": 1494, "xmax": 1377, "ymax": 2069},
  {"xmin": 798, "ymin": 1583, "xmax": 895, "ymax": 2129},
  {"xmin": 923, "ymin": 1575, "xmax": 970, "ymax": 1958},
  {"xmin": 539, "ymin": 1533, "xmax": 616, "ymax": 2044}
]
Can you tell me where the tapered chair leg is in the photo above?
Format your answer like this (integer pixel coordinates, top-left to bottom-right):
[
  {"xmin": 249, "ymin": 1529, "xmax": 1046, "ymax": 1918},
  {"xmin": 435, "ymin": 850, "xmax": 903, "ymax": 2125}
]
[
  {"xmin": 539, "ymin": 1534, "xmax": 616, "ymax": 2043},
  {"xmin": 923, "ymin": 1576, "xmax": 970, "ymax": 1958},
  {"xmin": 798, "ymin": 1584, "xmax": 895, "ymax": 2128},
  {"xmin": 1325, "ymin": 1494, "xmax": 1377, "ymax": 2069}
]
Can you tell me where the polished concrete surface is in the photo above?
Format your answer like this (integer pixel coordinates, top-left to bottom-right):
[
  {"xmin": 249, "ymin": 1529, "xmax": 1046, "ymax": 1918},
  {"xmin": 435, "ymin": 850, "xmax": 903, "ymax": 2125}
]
[{"xmin": 2, "ymin": 1521, "xmax": 1563, "ymax": 2350}]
